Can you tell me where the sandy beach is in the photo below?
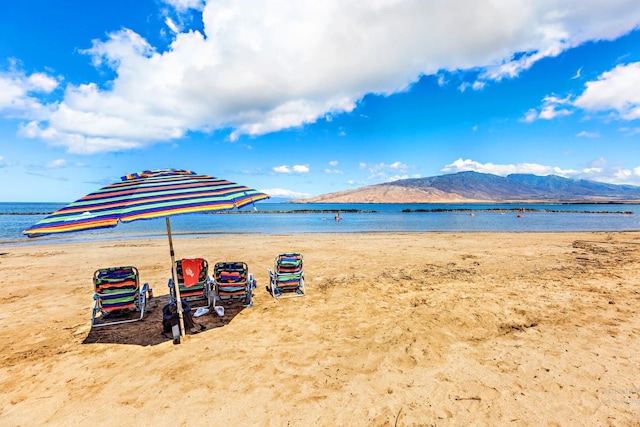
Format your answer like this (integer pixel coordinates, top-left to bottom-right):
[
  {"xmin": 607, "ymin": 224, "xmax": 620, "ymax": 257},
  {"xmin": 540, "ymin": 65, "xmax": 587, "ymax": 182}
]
[{"xmin": 1, "ymin": 232, "xmax": 640, "ymax": 426}]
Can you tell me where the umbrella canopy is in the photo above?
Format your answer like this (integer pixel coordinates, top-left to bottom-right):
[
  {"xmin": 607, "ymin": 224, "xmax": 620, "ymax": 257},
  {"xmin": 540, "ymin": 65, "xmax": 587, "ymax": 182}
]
[
  {"xmin": 23, "ymin": 168, "xmax": 268, "ymax": 236},
  {"xmin": 23, "ymin": 168, "xmax": 269, "ymax": 339}
]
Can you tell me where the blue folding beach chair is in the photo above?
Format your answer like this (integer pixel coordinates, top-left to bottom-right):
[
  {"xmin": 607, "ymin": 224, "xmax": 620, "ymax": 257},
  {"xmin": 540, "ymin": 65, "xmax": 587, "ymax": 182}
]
[
  {"xmin": 268, "ymin": 253, "xmax": 305, "ymax": 298},
  {"xmin": 167, "ymin": 258, "xmax": 213, "ymax": 308},
  {"xmin": 213, "ymin": 261, "xmax": 256, "ymax": 307},
  {"xmin": 92, "ymin": 266, "xmax": 148, "ymax": 327}
]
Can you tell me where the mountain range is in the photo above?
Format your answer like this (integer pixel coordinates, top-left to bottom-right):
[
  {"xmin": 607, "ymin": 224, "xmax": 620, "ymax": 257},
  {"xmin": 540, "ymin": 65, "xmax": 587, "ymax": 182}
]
[{"xmin": 290, "ymin": 172, "xmax": 640, "ymax": 203}]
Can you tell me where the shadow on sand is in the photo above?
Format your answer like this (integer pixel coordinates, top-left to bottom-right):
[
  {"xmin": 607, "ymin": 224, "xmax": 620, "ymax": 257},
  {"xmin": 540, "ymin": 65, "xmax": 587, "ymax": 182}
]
[{"xmin": 82, "ymin": 294, "xmax": 248, "ymax": 346}]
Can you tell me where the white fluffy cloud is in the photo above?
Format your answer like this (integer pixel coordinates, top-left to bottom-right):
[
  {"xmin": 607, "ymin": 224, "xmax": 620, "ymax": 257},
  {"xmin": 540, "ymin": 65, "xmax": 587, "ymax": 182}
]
[
  {"xmin": 0, "ymin": 71, "xmax": 59, "ymax": 120},
  {"xmin": 9, "ymin": 0, "xmax": 640, "ymax": 153},
  {"xmin": 259, "ymin": 187, "xmax": 310, "ymax": 199},
  {"xmin": 325, "ymin": 159, "xmax": 343, "ymax": 174},
  {"xmin": 522, "ymin": 95, "xmax": 574, "ymax": 122},
  {"xmin": 574, "ymin": 62, "xmax": 640, "ymax": 120},
  {"xmin": 524, "ymin": 62, "xmax": 640, "ymax": 123},
  {"xmin": 293, "ymin": 165, "xmax": 309, "ymax": 173},
  {"xmin": 442, "ymin": 158, "xmax": 579, "ymax": 177},
  {"xmin": 273, "ymin": 164, "xmax": 309, "ymax": 174},
  {"xmin": 163, "ymin": 0, "xmax": 205, "ymax": 12},
  {"xmin": 576, "ymin": 131, "xmax": 599, "ymax": 138},
  {"xmin": 442, "ymin": 157, "xmax": 640, "ymax": 185},
  {"xmin": 361, "ymin": 161, "xmax": 419, "ymax": 182}
]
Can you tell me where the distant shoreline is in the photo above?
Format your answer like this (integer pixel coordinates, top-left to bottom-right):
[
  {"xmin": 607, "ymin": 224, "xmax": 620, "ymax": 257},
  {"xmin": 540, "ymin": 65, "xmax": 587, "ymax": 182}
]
[
  {"xmin": 287, "ymin": 200, "xmax": 640, "ymax": 205},
  {"xmin": 402, "ymin": 208, "xmax": 634, "ymax": 214},
  {"xmin": 3, "ymin": 204, "xmax": 638, "ymax": 216},
  {"xmin": 232, "ymin": 207, "xmax": 635, "ymax": 214}
]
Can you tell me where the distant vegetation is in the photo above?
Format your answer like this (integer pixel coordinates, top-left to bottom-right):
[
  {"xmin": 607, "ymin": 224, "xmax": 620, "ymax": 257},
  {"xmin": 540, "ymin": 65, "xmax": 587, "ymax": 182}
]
[
  {"xmin": 402, "ymin": 208, "xmax": 633, "ymax": 214},
  {"xmin": 214, "ymin": 209, "xmax": 377, "ymax": 214}
]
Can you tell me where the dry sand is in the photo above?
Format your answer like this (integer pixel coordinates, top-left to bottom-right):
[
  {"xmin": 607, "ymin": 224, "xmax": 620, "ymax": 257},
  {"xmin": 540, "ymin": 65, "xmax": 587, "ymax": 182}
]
[{"xmin": 1, "ymin": 232, "xmax": 640, "ymax": 426}]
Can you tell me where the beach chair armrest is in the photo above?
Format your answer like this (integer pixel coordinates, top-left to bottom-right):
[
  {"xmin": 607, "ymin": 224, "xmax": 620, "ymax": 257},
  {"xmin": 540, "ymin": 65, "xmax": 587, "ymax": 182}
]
[{"xmin": 168, "ymin": 278, "xmax": 175, "ymax": 289}]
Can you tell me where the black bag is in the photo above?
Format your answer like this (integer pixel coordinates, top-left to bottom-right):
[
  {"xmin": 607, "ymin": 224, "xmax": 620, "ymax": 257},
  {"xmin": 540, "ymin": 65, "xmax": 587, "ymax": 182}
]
[
  {"xmin": 162, "ymin": 304, "xmax": 178, "ymax": 333},
  {"xmin": 162, "ymin": 299, "xmax": 195, "ymax": 333}
]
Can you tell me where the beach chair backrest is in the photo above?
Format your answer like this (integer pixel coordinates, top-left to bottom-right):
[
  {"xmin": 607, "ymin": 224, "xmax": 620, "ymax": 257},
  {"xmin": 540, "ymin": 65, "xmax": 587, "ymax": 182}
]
[
  {"xmin": 176, "ymin": 258, "xmax": 208, "ymax": 284},
  {"xmin": 269, "ymin": 253, "xmax": 305, "ymax": 298},
  {"xmin": 214, "ymin": 261, "xmax": 248, "ymax": 282},
  {"xmin": 214, "ymin": 261, "xmax": 250, "ymax": 300},
  {"xmin": 276, "ymin": 253, "xmax": 303, "ymax": 275},
  {"xmin": 174, "ymin": 258, "xmax": 209, "ymax": 299},
  {"xmin": 93, "ymin": 266, "xmax": 139, "ymax": 312}
]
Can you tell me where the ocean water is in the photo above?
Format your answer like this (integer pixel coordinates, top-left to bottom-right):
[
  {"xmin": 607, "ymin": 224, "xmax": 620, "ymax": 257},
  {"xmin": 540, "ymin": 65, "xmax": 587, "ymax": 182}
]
[{"xmin": 2, "ymin": 202, "xmax": 640, "ymax": 245}]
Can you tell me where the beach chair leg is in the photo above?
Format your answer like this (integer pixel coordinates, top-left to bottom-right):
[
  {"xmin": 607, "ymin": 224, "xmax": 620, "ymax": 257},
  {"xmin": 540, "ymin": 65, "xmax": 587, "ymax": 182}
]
[
  {"xmin": 244, "ymin": 274, "xmax": 254, "ymax": 306},
  {"xmin": 138, "ymin": 283, "xmax": 148, "ymax": 320}
]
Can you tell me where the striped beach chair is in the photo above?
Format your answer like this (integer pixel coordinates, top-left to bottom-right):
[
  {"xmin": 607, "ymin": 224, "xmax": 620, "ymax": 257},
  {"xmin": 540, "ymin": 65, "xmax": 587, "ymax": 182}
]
[
  {"xmin": 92, "ymin": 266, "xmax": 148, "ymax": 327},
  {"xmin": 168, "ymin": 258, "xmax": 213, "ymax": 307},
  {"xmin": 213, "ymin": 261, "xmax": 255, "ymax": 307},
  {"xmin": 268, "ymin": 253, "xmax": 305, "ymax": 298}
]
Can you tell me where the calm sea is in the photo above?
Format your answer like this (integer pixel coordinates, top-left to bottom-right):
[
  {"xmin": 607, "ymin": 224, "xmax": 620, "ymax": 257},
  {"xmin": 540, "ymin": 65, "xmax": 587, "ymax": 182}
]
[{"xmin": 2, "ymin": 202, "xmax": 640, "ymax": 245}]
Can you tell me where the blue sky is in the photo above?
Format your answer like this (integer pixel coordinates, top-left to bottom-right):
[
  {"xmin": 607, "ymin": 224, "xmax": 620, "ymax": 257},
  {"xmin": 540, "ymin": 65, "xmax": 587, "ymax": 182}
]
[{"xmin": 1, "ymin": 0, "xmax": 640, "ymax": 202}]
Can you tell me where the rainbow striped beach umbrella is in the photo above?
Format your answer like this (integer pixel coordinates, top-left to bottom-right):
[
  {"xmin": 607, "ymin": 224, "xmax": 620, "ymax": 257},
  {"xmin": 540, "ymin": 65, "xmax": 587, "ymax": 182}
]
[
  {"xmin": 23, "ymin": 168, "xmax": 269, "ymax": 337},
  {"xmin": 23, "ymin": 168, "xmax": 268, "ymax": 237}
]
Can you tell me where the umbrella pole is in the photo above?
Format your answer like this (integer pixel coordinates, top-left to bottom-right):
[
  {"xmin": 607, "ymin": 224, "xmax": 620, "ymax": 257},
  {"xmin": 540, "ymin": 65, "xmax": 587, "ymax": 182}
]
[{"xmin": 166, "ymin": 217, "xmax": 186, "ymax": 337}]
